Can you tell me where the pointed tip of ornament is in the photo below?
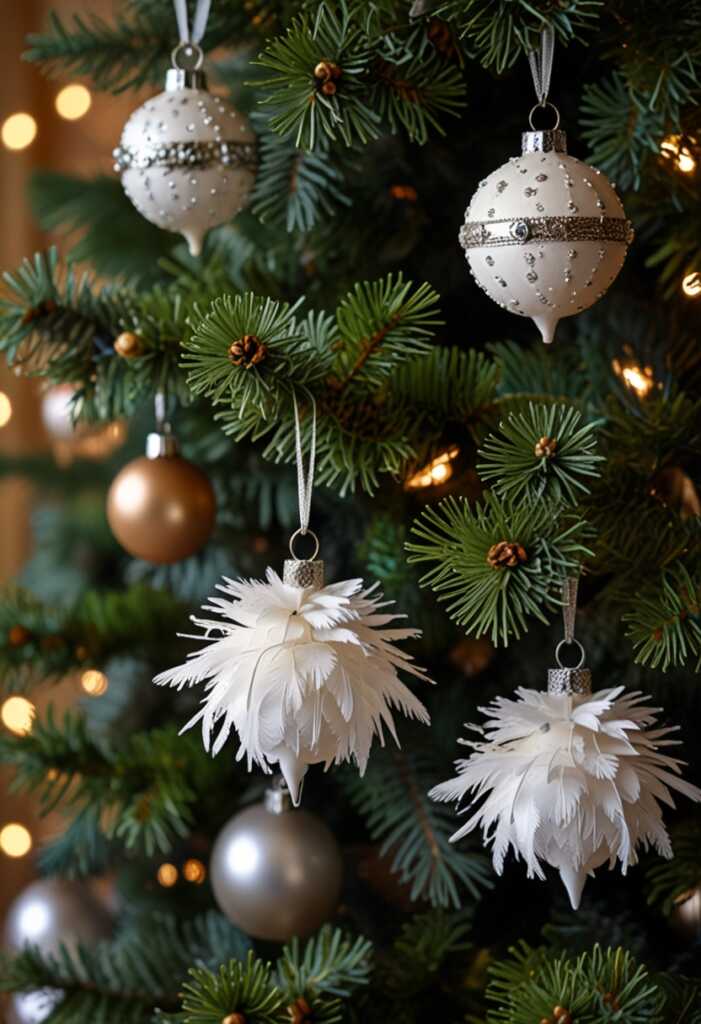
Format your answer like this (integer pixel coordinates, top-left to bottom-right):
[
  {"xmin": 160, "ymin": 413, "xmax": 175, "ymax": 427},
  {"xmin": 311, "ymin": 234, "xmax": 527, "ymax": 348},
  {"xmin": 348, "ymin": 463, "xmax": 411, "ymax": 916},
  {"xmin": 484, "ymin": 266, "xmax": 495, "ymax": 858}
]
[
  {"xmin": 558, "ymin": 862, "xmax": 587, "ymax": 910},
  {"xmin": 275, "ymin": 749, "xmax": 307, "ymax": 807},
  {"xmin": 532, "ymin": 314, "xmax": 559, "ymax": 345},
  {"xmin": 183, "ymin": 230, "xmax": 203, "ymax": 257}
]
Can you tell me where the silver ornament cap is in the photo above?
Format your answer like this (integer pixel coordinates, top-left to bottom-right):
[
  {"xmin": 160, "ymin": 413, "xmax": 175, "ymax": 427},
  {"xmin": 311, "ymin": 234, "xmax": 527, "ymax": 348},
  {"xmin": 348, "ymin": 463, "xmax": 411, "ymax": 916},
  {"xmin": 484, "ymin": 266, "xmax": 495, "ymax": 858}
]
[
  {"xmin": 145, "ymin": 430, "xmax": 179, "ymax": 458},
  {"xmin": 548, "ymin": 665, "xmax": 592, "ymax": 695},
  {"xmin": 521, "ymin": 129, "xmax": 567, "ymax": 154},
  {"xmin": 283, "ymin": 558, "xmax": 324, "ymax": 589}
]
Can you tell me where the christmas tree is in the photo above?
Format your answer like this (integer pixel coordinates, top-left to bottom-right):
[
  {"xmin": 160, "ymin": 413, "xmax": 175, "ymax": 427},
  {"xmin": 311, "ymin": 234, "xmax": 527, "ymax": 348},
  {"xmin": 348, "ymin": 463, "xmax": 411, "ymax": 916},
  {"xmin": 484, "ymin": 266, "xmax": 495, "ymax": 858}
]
[{"xmin": 1, "ymin": 1, "xmax": 701, "ymax": 1021}]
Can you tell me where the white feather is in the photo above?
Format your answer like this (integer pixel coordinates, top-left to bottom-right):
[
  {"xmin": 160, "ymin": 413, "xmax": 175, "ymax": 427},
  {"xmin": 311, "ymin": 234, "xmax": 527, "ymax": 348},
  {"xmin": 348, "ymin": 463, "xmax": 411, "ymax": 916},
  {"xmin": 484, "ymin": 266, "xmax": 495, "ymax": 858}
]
[
  {"xmin": 429, "ymin": 685, "xmax": 701, "ymax": 909},
  {"xmin": 155, "ymin": 568, "xmax": 432, "ymax": 804}
]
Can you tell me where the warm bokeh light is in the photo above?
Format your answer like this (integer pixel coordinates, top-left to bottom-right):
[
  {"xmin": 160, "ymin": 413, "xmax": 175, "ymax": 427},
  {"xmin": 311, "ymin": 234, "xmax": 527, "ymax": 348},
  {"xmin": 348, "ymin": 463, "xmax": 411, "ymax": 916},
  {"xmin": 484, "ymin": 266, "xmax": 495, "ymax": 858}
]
[
  {"xmin": 1, "ymin": 112, "xmax": 37, "ymax": 151},
  {"xmin": 80, "ymin": 669, "xmax": 109, "ymax": 696},
  {"xmin": 157, "ymin": 863, "xmax": 179, "ymax": 887},
  {"xmin": 183, "ymin": 858, "xmax": 207, "ymax": 884},
  {"xmin": 0, "ymin": 392, "xmax": 12, "ymax": 427},
  {"xmin": 406, "ymin": 446, "xmax": 460, "ymax": 490},
  {"xmin": 612, "ymin": 358, "xmax": 654, "ymax": 398},
  {"xmin": 55, "ymin": 83, "xmax": 92, "ymax": 121},
  {"xmin": 660, "ymin": 134, "xmax": 696, "ymax": 174},
  {"xmin": 682, "ymin": 271, "xmax": 701, "ymax": 297},
  {"xmin": 0, "ymin": 822, "xmax": 33, "ymax": 858},
  {"xmin": 1, "ymin": 696, "xmax": 35, "ymax": 736}
]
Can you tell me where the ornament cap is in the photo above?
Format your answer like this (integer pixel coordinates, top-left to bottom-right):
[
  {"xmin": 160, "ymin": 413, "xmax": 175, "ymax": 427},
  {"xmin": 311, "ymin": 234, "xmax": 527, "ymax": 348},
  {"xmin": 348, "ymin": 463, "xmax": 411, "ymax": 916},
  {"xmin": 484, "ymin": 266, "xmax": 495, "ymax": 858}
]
[
  {"xmin": 264, "ymin": 781, "xmax": 294, "ymax": 815},
  {"xmin": 521, "ymin": 129, "xmax": 568, "ymax": 154},
  {"xmin": 145, "ymin": 431, "xmax": 179, "ymax": 458},
  {"xmin": 165, "ymin": 67, "xmax": 208, "ymax": 91},
  {"xmin": 283, "ymin": 558, "xmax": 324, "ymax": 589},
  {"xmin": 547, "ymin": 666, "xmax": 592, "ymax": 695}
]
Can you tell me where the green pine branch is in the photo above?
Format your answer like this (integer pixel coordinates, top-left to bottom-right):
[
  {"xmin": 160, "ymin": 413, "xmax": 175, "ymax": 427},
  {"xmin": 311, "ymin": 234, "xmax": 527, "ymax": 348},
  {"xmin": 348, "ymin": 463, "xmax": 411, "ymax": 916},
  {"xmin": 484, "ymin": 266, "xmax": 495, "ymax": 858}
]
[
  {"xmin": 477, "ymin": 403, "xmax": 603, "ymax": 505},
  {"xmin": 646, "ymin": 820, "xmax": 701, "ymax": 914},
  {"xmin": 0, "ymin": 710, "xmax": 225, "ymax": 858},
  {"xmin": 0, "ymin": 911, "xmax": 251, "ymax": 1024},
  {"xmin": 0, "ymin": 584, "xmax": 185, "ymax": 693},
  {"xmin": 340, "ymin": 737, "xmax": 493, "ymax": 908},
  {"xmin": 407, "ymin": 492, "xmax": 592, "ymax": 645},
  {"xmin": 622, "ymin": 562, "xmax": 701, "ymax": 670}
]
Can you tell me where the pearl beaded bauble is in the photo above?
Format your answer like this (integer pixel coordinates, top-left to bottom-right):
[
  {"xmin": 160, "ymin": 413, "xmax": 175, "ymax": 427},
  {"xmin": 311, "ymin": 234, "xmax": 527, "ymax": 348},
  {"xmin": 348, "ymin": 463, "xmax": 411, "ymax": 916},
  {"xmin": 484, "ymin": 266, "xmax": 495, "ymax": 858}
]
[
  {"xmin": 460, "ymin": 128, "xmax": 634, "ymax": 344},
  {"xmin": 114, "ymin": 68, "xmax": 257, "ymax": 256}
]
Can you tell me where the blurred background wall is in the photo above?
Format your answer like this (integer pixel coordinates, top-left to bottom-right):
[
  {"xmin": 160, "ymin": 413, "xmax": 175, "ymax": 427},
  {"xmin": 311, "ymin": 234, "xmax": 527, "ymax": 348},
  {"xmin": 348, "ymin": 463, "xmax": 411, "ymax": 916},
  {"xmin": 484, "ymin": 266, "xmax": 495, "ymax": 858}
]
[{"xmin": 0, "ymin": 0, "xmax": 136, "ymax": 932}]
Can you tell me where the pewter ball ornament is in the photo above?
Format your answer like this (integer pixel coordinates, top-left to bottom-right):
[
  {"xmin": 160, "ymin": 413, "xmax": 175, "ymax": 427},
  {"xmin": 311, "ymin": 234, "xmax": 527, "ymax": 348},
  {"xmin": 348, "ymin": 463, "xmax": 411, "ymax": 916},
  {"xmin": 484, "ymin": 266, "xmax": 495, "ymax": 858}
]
[
  {"xmin": 113, "ymin": 41, "xmax": 257, "ymax": 256},
  {"xmin": 459, "ymin": 104, "xmax": 634, "ymax": 344}
]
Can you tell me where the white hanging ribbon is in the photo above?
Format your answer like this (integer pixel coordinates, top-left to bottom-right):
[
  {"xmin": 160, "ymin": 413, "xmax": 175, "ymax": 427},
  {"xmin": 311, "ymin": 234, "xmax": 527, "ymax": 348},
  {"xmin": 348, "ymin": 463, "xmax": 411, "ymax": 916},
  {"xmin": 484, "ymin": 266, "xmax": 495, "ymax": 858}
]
[
  {"xmin": 293, "ymin": 394, "xmax": 317, "ymax": 536},
  {"xmin": 527, "ymin": 26, "xmax": 555, "ymax": 106},
  {"xmin": 173, "ymin": 0, "xmax": 212, "ymax": 44},
  {"xmin": 562, "ymin": 576, "xmax": 579, "ymax": 644}
]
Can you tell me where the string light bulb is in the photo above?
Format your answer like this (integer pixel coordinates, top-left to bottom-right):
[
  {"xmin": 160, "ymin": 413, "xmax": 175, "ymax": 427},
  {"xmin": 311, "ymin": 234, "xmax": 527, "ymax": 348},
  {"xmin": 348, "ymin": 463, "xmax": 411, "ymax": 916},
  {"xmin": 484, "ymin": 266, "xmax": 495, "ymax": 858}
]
[
  {"xmin": 55, "ymin": 83, "xmax": 92, "ymax": 121},
  {"xmin": 406, "ymin": 446, "xmax": 460, "ymax": 490},
  {"xmin": 612, "ymin": 358, "xmax": 654, "ymax": 398},
  {"xmin": 157, "ymin": 863, "xmax": 178, "ymax": 887},
  {"xmin": 660, "ymin": 134, "xmax": 696, "ymax": 174},
  {"xmin": 80, "ymin": 669, "xmax": 108, "ymax": 696},
  {"xmin": 183, "ymin": 858, "xmax": 207, "ymax": 884},
  {"xmin": 0, "ymin": 823, "xmax": 32, "ymax": 858},
  {"xmin": 1, "ymin": 696, "xmax": 35, "ymax": 736},
  {"xmin": 682, "ymin": 272, "xmax": 701, "ymax": 297},
  {"xmin": 1, "ymin": 112, "xmax": 37, "ymax": 151},
  {"xmin": 0, "ymin": 392, "xmax": 12, "ymax": 428}
]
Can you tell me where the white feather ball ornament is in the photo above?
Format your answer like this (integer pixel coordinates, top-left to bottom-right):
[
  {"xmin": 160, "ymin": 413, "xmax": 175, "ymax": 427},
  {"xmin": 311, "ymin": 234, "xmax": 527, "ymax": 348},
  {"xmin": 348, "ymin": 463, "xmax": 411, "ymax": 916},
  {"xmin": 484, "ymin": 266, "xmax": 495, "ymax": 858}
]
[
  {"xmin": 431, "ymin": 616, "xmax": 701, "ymax": 909},
  {"xmin": 155, "ymin": 555, "xmax": 431, "ymax": 804}
]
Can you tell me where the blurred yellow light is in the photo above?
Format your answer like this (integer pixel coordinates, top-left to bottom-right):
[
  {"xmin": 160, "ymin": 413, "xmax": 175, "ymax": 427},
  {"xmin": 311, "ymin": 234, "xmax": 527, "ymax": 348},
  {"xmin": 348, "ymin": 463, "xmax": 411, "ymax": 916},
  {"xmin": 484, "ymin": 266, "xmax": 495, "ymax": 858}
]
[
  {"xmin": 1, "ymin": 112, "xmax": 37, "ymax": 151},
  {"xmin": 682, "ymin": 271, "xmax": 701, "ymax": 297},
  {"xmin": 406, "ymin": 446, "xmax": 460, "ymax": 490},
  {"xmin": 612, "ymin": 358, "xmax": 654, "ymax": 398},
  {"xmin": 0, "ymin": 392, "xmax": 12, "ymax": 427},
  {"xmin": 157, "ymin": 863, "xmax": 178, "ymax": 887},
  {"xmin": 661, "ymin": 134, "xmax": 696, "ymax": 174},
  {"xmin": 1, "ymin": 696, "xmax": 35, "ymax": 736},
  {"xmin": 0, "ymin": 823, "xmax": 32, "ymax": 858},
  {"xmin": 55, "ymin": 84, "xmax": 92, "ymax": 121},
  {"xmin": 183, "ymin": 858, "xmax": 206, "ymax": 884},
  {"xmin": 80, "ymin": 669, "xmax": 108, "ymax": 696}
]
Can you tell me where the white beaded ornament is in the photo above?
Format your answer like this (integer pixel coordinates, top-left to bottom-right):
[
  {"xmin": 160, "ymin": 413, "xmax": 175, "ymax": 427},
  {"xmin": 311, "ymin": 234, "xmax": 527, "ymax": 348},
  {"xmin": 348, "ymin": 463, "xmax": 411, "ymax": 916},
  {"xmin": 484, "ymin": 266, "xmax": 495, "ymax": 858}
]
[
  {"xmin": 114, "ymin": 41, "xmax": 257, "ymax": 256},
  {"xmin": 460, "ymin": 30, "xmax": 633, "ymax": 344}
]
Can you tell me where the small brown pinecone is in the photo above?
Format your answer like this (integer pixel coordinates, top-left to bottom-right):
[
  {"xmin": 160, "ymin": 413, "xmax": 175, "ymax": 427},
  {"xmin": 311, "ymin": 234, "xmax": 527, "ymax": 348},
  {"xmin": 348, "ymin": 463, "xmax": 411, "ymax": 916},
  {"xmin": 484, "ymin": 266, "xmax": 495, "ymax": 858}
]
[
  {"xmin": 553, "ymin": 1007, "xmax": 572, "ymax": 1024},
  {"xmin": 221, "ymin": 1013, "xmax": 247, "ymax": 1024},
  {"xmin": 8, "ymin": 625, "xmax": 31, "ymax": 647},
  {"xmin": 314, "ymin": 60, "xmax": 342, "ymax": 83},
  {"xmin": 288, "ymin": 996, "xmax": 312, "ymax": 1024},
  {"xmin": 487, "ymin": 541, "xmax": 528, "ymax": 569},
  {"xmin": 114, "ymin": 331, "xmax": 144, "ymax": 359},
  {"xmin": 321, "ymin": 80, "xmax": 337, "ymax": 95},
  {"xmin": 534, "ymin": 435, "xmax": 557, "ymax": 458},
  {"xmin": 228, "ymin": 334, "xmax": 267, "ymax": 368}
]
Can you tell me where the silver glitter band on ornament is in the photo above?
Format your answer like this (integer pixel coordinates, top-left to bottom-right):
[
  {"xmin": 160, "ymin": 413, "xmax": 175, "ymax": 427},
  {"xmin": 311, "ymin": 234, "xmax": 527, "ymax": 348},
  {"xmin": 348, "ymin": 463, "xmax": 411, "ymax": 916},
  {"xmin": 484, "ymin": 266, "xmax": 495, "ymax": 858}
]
[
  {"xmin": 459, "ymin": 215, "xmax": 634, "ymax": 250},
  {"xmin": 113, "ymin": 139, "xmax": 257, "ymax": 173}
]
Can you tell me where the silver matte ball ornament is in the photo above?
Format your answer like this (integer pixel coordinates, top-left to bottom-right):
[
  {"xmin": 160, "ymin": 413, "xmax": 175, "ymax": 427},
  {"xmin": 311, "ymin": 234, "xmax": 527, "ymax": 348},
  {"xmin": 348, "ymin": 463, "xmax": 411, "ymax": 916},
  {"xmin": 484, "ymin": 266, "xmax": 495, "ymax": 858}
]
[
  {"xmin": 114, "ymin": 50, "xmax": 257, "ymax": 256},
  {"xmin": 4, "ymin": 877, "xmax": 113, "ymax": 1024},
  {"xmin": 460, "ymin": 118, "xmax": 634, "ymax": 344},
  {"xmin": 210, "ymin": 784, "xmax": 343, "ymax": 941}
]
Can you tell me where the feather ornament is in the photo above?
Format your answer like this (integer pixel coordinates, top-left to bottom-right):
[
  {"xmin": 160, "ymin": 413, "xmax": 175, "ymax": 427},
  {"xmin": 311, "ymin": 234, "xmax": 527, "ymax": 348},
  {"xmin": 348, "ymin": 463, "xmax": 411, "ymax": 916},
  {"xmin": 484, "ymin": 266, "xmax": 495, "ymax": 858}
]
[
  {"xmin": 154, "ymin": 565, "xmax": 431, "ymax": 803},
  {"xmin": 430, "ymin": 685, "xmax": 701, "ymax": 909}
]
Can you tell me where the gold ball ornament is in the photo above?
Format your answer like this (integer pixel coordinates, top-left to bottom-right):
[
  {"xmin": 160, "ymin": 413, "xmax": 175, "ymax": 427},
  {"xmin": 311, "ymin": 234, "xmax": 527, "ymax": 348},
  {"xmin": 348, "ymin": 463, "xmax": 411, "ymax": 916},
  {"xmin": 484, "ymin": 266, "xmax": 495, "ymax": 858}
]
[{"xmin": 107, "ymin": 434, "xmax": 216, "ymax": 564}]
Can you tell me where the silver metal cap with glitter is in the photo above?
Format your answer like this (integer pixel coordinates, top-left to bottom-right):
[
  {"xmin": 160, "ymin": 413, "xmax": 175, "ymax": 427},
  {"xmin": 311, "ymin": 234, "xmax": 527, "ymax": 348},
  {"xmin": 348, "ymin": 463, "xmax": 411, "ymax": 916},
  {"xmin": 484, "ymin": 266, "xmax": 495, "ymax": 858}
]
[
  {"xmin": 264, "ymin": 778, "xmax": 293, "ymax": 814},
  {"xmin": 547, "ymin": 665, "xmax": 592, "ymax": 696},
  {"xmin": 283, "ymin": 559, "xmax": 324, "ymax": 589},
  {"xmin": 166, "ymin": 67, "xmax": 208, "ymax": 91},
  {"xmin": 521, "ymin": 129, "xmax": 567, "ymax": 154}
]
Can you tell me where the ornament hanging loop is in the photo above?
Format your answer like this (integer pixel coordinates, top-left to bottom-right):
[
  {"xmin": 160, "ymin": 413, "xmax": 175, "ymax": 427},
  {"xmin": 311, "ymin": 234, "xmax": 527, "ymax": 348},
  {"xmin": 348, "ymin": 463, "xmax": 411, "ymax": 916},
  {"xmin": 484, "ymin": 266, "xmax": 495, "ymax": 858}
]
[
  {"xmin": 528, "ymin": 101, "xmax": 560, "ymax": 132},
  {"xmin": 528, "ymin": 25, "xmax": 555, "ymax": 107},
  {"xmin": 548, "ymin": 575, "xmax": 591, "ymax": 694},
  {"xmin": 289, "ymin": 528, "xmax": 320, "ymax": 563},
  {"xmin": 171, "ymin": 40, "xmax": 204, "ymax": 71}
]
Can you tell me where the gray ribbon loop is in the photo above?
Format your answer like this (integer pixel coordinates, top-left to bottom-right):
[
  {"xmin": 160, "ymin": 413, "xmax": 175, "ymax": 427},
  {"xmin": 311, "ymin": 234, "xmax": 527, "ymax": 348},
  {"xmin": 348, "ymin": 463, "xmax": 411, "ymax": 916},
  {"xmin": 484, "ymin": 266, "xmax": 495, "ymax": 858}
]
[
  {"xmin": 292, "ymin": 394, "xmax": 317, "ymax": 537},
  {"xmin": 562, "ymin": 576, "xmax": 578, "ymax": 644},
  {"xmin": 528, "ymin": 26, "xmax": 555, "ymax": 106},
  {"xmin": 172, "ymin": 0, "xmax": 212, "ymax": 44}
]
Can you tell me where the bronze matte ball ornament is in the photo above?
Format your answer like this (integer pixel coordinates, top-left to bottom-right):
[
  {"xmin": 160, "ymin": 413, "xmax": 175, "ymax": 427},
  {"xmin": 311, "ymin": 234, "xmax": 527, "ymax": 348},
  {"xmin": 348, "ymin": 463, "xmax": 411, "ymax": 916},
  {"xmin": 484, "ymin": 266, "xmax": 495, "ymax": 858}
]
[{"xmin": 107, "ymin": 433, "xmax": 216, "ymax": 564}]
